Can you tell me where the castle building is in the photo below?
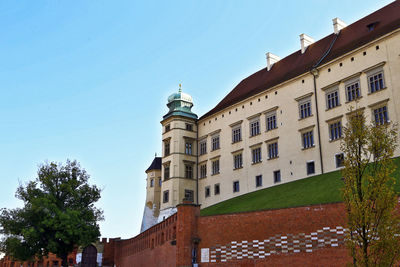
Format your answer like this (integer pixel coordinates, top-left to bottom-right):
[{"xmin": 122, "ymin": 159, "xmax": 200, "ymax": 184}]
[{"xmin": 141, "ymin": 1, "xmax": 400, "ymax": 231}]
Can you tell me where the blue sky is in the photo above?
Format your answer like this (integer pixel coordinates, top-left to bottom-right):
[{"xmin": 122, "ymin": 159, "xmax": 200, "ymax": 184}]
[{"xmin": 0, "ymin": 0, "xmax": 393, "ymax": 239}]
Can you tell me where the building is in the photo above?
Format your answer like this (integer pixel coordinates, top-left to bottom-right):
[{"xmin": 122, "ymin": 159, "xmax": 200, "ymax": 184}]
[{"xmin": 141, "ymin": 0, "xmax": 400, "ymax": 231}]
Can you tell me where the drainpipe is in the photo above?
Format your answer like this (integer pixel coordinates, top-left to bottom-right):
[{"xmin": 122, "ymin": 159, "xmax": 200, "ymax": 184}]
[
  {"xmin": 310, "ymin": 68, "xmax": 324, "ymax": 174},
  {"xmin": 195, "ymin": 120, "xmax": 199, "ymax": 205}
]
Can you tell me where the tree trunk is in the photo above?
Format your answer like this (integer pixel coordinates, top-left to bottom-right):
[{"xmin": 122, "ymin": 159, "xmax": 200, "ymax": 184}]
[{"xmin": 61, "ymin": 254, "xmax": 68, "ymax": 267}]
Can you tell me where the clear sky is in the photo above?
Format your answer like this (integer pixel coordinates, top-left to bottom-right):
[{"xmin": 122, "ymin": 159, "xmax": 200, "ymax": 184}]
[{"xmin": 0, "ymin": 0, "xmax": 393, "ymax": 239}]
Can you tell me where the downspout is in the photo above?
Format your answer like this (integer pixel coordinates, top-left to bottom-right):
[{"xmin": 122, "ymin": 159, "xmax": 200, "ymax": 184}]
[
  {"xmin": 310, "ymin": 32, "xmax": 340, "ymax": 174},
  {"xmin": 196, "ymin": 120, "xmax": 199, "ymax": 205}
]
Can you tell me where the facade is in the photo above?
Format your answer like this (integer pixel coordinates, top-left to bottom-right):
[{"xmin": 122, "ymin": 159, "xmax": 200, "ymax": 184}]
[{"xmin": 141, "ymin": 0, "xmax": 400, "ymax": 230}]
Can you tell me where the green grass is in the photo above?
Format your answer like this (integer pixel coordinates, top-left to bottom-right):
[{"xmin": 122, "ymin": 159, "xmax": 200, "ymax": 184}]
[{"xmin": 200, "ymin": 157, "xmax": 400, "ymax": 216}]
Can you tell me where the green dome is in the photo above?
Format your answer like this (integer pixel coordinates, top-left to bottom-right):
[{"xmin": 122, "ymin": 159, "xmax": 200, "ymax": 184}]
[{"xmin": 163, "ymin": 86, "xmax": 197, "ymax": 120}]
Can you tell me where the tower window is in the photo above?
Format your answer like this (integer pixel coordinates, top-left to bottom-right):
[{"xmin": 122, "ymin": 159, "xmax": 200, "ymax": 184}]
[
  {"xmin": 150, "ymin": 179, "xmax": 154, "ymax": 187},
  {"xmin": 184, "ymin": 189, "xmax": 194, "ymax": 202},
  {"xmin": 163, "ymin": 190, "xmax": 169, "ymax": 203},
  {"xmin": 185, "ymin": 164, "xmax": 193, "ymax": 179},
  {"xmin": 164, "ymin": 165, "xmax": 170, "ymax": 179},
  {"xmin": 185, "ymin": 142, "xmax": 193, "ymax": 155},
  {"xmin": 186, "ymin": 123, "xmax": 193, "ymax": 131}
]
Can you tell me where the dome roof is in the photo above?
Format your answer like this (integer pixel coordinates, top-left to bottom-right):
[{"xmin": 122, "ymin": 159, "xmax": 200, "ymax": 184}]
[
  {"xmin": 163, "ymin": 85, "xmax": 198, "ymax": 120},
  {"xmin": 167, "ymin": 88, "xmax": 193, "ymax": 104}
]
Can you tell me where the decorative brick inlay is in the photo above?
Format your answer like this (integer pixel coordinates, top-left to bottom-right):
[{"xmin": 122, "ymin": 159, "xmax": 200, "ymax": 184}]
[{"xmin": 206, "ymin": 226, "xmax": 346, "ymax": 263}]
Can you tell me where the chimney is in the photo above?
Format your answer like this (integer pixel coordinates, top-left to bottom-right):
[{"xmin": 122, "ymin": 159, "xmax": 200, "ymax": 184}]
[
  {"xmin": 266, "ymin": 52, "xmax": 280, "ymax": 71},
  {"xmin": 332, "ymin": 17, "xmax": 347, "ymax": 34},
  {"xmin": 300, "ymin": 34, "xmax": 314, "ymax": 54}
]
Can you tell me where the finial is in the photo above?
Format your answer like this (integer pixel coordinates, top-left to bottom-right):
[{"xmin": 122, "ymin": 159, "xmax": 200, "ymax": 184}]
[
  {"xmin": 179, "ymin": 83, "xmax": 182, "ymax": 93},
  {"xmin": 155, "ymin": 152, "xmax": 157, "ymax": 157}
]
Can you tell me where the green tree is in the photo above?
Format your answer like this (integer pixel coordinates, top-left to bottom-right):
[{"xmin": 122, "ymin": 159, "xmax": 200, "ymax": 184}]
[
  {"xmin": 341, "ymin": 109, "xmax": 400, "ymax": 266},
  {"xmin": 0, "ymin": 160, "xmax": 103, "ymax": 266}
]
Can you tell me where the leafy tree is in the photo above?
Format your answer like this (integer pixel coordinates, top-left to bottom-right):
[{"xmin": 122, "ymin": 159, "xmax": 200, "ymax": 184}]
[
  {"xmin": 0, "ymin": 160, "xmax": 103, "ymax": 266},
  {"xmin": 341, "ymin": 109, "xmax": 400, "ymax": 266}
]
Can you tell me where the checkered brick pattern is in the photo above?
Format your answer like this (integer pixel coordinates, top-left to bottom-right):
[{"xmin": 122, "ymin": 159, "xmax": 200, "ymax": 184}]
[{"xmin": 208, "ymin": 226, "xmax": 346, "ymax": 263}]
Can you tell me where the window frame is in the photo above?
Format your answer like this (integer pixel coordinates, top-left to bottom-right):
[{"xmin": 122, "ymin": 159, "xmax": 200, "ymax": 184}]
[
  {"xmin": 306, "ymin": 161, "xmax": 315, "ymax": 175},
  {"xmin": 273, "ymin": 170, "xmax": 281, "ymax": 183},
  {"xmin": 265, "ymin": 111, "xmax": 277, "ymax": 131},
  {"xmin": 185, "ymin": 142, "xmax": 193, "ymax": 155},
  {"xmin": 329, "ymin": 120, "xmax": 342, "ymax": 141},
  {"xmin": 298, "ymin": 98, "xmax": 312, "ymax": 119},
  {"xmin": 345, "ymin": 79, "xmax": 361, "ymax": 102},
  {"xmin": 214, "ymin": 183, "xmax": 220, "ymax": 195},
  {"xmin": 373, "ymin": 105, "xmax": 389, "ymax": 126},
  {"xmin": 268, "ymin": 142, "xmax": 279, "ymax": 159},
  {"xmin": 185, "ymin": 164, "xmax": 193, "ymax": 179},
  {"xmin": 249, "ymin": 117, "xmax": 261, "ymax": 137},
  {"xmin": 366, "ymin": 67, "xmax": 385, "ymax": 94},
  {"xmin": 302, "ymin": 130, "xmax": 314, "ymax": 149},
  {"xmin": 211, "ymin": 159, "xmax": 220, "ymax": 175},
  {"xmin": 233, "ymin": 153, "xmax": 243, "ymax": 169},
  {"xmin": 199, "ymin": 140, "xmax": 207, "ymax": 155},
  {"xmin": 232, "ymin": 126, "xmax": 242, "ymax": 143},
  {"xmin": 233, "ymin": 181, "xmax": 240, "ymax": 193},
  {"xmin": 205, "ymin": 186, "xmax": 211, "ymax": 198},
  {"xmin": 252, "ymin": 147, "xmax": 262, "ymax": 164},
  {"xmin": 211, "ymin": 134, "xmax": 220, "ymax": 151},
  {"xmin": 199, "ymin": 163, "xmax": 207, "ymax": 179},
  {"xmin": 163, "ymin": 190, "xmax": 169, "ymax": 203},
  {"xmin": 255, "ymin": 175, "xmax": 262, "ymax": 187},
  {"xmin": 325, "ymin": 87, "xmax": 340, "ymax": 110}
]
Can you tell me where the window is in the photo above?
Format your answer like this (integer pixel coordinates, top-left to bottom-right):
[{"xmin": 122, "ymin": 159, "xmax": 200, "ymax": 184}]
[
  {"xmin": 329, "ymin": 121, "xmax": 342, "ymax": 141},
  {"xmin": 346, "ymin": 81, "xmax": 361, "ymax": 102},
  {"xmin": 165, "ymin": 124, "xmax": 170, "ymax": 132},
  {"xmin": 302, "ymin": 130, "xmax": 314, "ymax": 149},
  {"xmin": 256, "ymin": 175, "xmax": 262, "ymax": 187},
  {"xmin": 186, "ymin": 123, "xmax": 193, "ymax": 131},
  {"xmin": 266, "ymin": 112, "xmax": 277, "ymax": 131},
  {"xmin": 250, "ymin": 119, "xmax": 260, "ymax": 136},
  {"xmin": 199, "ymin": 140, "xmax": 207, "ymax": 155},
  {"xmin": 368, "ymin": 71, "xmax": 385, "ymax": 93},
  {"xmin": 199, "ymin": 163, "xmax": 207, "ymax": 178},
  {"xmin": 212, "ymin": 159, "xmax": 220, "ymax": 175},
  {"xmin": 159, "ymin": 178, "xmax": 162, "ymax": 186},
  {"xmin": 205, "ymin": 186, "xmax": 210, "ymax": 198},
  {"xmin": 233, "ymin": 153, "xmax": 243, "ymax": 169},
  {"xmin": 232, "ymin": 126, "xmax": 241, "ymax": 143},
  {"xmin": 268, "ymin": 142, "xmax": 278, "ymax": 159},
  {"xmin": 299, "ymin": 99, "xmax": 312, "ymax": 119},
  {"xmin": 185, "ymin": 164, "xmax": 193, "ymax": 179},
  {"xmin": 233, "ymin": 181, "xmax": 240, "ymax": 193},
  {"xmin": 307, "ymin": 161, "xmax": 315, "ymax": 175},
  {"xmin": 164, "ymin": 141, "xmax": 170, "ymax": 156},
  {"xmin": 150, "ymin": 179, "xmax": 154, "ymax": 187},
  {"xmin": 335, "ymin": 153, "xmax": 344, "ymax": 168},
  {"xmin": 252, "ymin": 147, "xmax": 262, "ymax": 164},
  {"xmin": 274, "ymin": 170, "xmax": 281, "ymax": 183},
  {"xmin": 163, "ymin": 190, "xmax": 169, "ymax": 203},
  {"xmin": 373, "ymin": 106, "xmax": 389, "ymax": 126},
  {"xmin": 164, "ymin": 165, "xmax": 170, "ymax": 179},
  {"xmin": 214, "ymin": 184, "xmax": 220, "ymax": 195},
  {"xmin": 211, "ymin": 135, "xmax": 220, "ymax": 150},
  {"xmin": 326, "ymin": 90, "xmax": 340, "ymax": 109},
  {"xmin": 185, "ymin": 142, "xmax": 192, "ymax": 155},
  {"xmin": 185, "ymin": 190, "xmax": 194, "ymax": 202}
]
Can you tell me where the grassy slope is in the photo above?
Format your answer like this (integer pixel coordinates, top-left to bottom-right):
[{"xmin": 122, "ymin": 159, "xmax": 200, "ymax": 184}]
[{"xmin": 200, "ymin": 157, "xmax": 400, "ymax": 216}]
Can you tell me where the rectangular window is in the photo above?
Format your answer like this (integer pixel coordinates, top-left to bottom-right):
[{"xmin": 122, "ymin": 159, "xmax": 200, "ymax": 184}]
[
  {"xmin": 150, "ymin": 179, "xmax": 154, "ymax": 187},
  {"xmin": 233, "ymin": 153, "xmax": 243, "ymax": 169},
  {"xmin": 302, "ymin": 130, "xmax": 314, "ymax": 149},
  {"xmin": 212, "ymin": 160, "xmax": 220, "ymax": 175},
  {"xmin": 165, "ymin": 124, "xmax": 170, "ymax": 132},
  {"xmin": 250, "ymin": 119, "xmax": 260, "ymax": 136},
  {"xmin": 185, "ymin": 164, "xmax": 193, "ymax": 179},
  {"xmin": 232, "ymin": 126, "xmax": 242, "ymax": 143},
  {"xmin": 164, "ymin": 165, "xmax": 170, "ymax": 179},
  {"xmin": 163, "ymin": 190, "xmax": 169, "ymax": 203},
  {"xmin": 299, "ymin": 100, "xmax": 312, "ymax": 119},
  {"xmin": 199, "ymin": 141, "xmax": 207, "ymax": 155},
  {"xmin": 211, "ymin": 135, "xmax": 220, "ymax": 151},
  {"xmin": 205, "ymin": 186, "xmax": 210, "ymax": 198},
  {"xmin": 368, "ymin": 72, "xmax": 385, "ymax": 93},
  {"xmin": 336, "ymin": 153, "xmax": 344, "ymax": 168},
  {"xmin": 268, "ymin": 142, "xmax": 278, "ymax": 159},
  {"xmin": 307, "ymin": 161, "xmax": 315, "ymax": 175},
  {"xmin": 184, "ymin": 189, "xmax": 194, "ymax": 202},
  {"xmin": 274, "ymin": 170, "xmax": 281, "ymax": 183},
  {"xmin": 185, "ymin": 142, "xmax": 192, "ymax": 155},
  {"xmin": 346, "ymin": 81, "xmax": 361, "ymax": 102},
  {"xmin": 329, "ymin": 121, "xmax": 342, "ymax": 141},
  {"xmin": 326, "ymin": 90, "xmax": 340, "ymax": 109},
  {"xmin": 186, "ymin": 123, "xmax": 193, "ymax": 131},
  {"xmin": 159, "ymin": 178, "xmax": 162, "ymax": 186},
  {"xmin": 374, "ymin": 106, "xmax": 389, "ymax": 126},
  {"xmin": 256, "ymin": 175, "xmax": 262, "ymax": 187},
  {"xmin": 164, "ymin": 141, "xmax": 170, "ymax": 156},
  {"xmin": 233, "ymin": 181, "xmax": 240, "ymax": 193},
  {"xmin": 199, "ymin": 163, "xmax": 207, "ymax": 178},
  {"xmin": 214, "ymin": 184, "xmax": 220, "ymax": 195},
  {"xmin": 266, "ymin": 112, "xmax": 277, "ymax": 131},
  {"xmin": 252, "ymin": 147, "xmax": 262, "ymax": 164}
]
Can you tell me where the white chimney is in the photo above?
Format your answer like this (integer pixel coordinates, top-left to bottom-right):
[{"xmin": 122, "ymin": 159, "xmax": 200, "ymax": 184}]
[
  {"xmin": 266, "ymin": 52, "xmax": 280, "ymax": 71},
  {"xmin": 332, "ymin": 17, "xmax": 347, "ymax": 34},
  {"xmin": 300, "ymin": 34, "xmax": 314, "ymax": 54}
]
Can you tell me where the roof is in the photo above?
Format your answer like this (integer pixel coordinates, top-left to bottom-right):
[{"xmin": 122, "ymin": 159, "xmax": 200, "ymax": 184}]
[
  {"xmin": 200, "ymin": 1, "xmax": 400, "ymax": 120},
  {"xmin": 146, "ymin": 157, "xmax": 162, "ymax": 172}
]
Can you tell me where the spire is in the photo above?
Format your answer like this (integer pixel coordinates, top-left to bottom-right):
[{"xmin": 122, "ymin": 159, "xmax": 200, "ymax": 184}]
[{"xmin": 179, "ymin": 83, "xmax": 182, "ymax": 93}]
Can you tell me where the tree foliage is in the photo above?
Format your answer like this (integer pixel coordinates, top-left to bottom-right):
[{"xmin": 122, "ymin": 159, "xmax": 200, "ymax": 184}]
[
  {"xmin": 0, "ymin": 160, "xmax": 103, "ymax": 266},
  {"xmin": 341, "ymin": 109, "xmax": 400, "ymax": 266}
]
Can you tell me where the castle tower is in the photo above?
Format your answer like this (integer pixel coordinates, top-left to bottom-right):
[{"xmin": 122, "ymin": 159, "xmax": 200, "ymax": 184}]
[
  {"xmin": 158, "ymin": 86, "xmax": 198, "ymax": 221},
  {"xmin": 140, "ymin": 157, "xmax": 162, "ymax": 232}
]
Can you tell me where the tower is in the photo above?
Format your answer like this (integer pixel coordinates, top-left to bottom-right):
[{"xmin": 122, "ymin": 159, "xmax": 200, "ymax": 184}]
[
  {"xmin": 158, "ymin": 86, "xmax": 198, "ymax": 221},
  {"xmin": 140, "ymin": 157, "xmax": 162, "ymax": 232}
]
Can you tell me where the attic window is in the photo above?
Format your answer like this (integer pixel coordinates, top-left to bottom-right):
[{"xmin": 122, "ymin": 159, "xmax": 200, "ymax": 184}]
[{"xmin": 367, "ymin": 21, "xmax": 379, "ymax": 32}]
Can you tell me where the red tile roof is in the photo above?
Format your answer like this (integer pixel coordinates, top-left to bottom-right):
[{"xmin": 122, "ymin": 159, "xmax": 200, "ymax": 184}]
[{"xmin": 200, "ymin": 1, "xmax": 400, "ymax": 120}]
